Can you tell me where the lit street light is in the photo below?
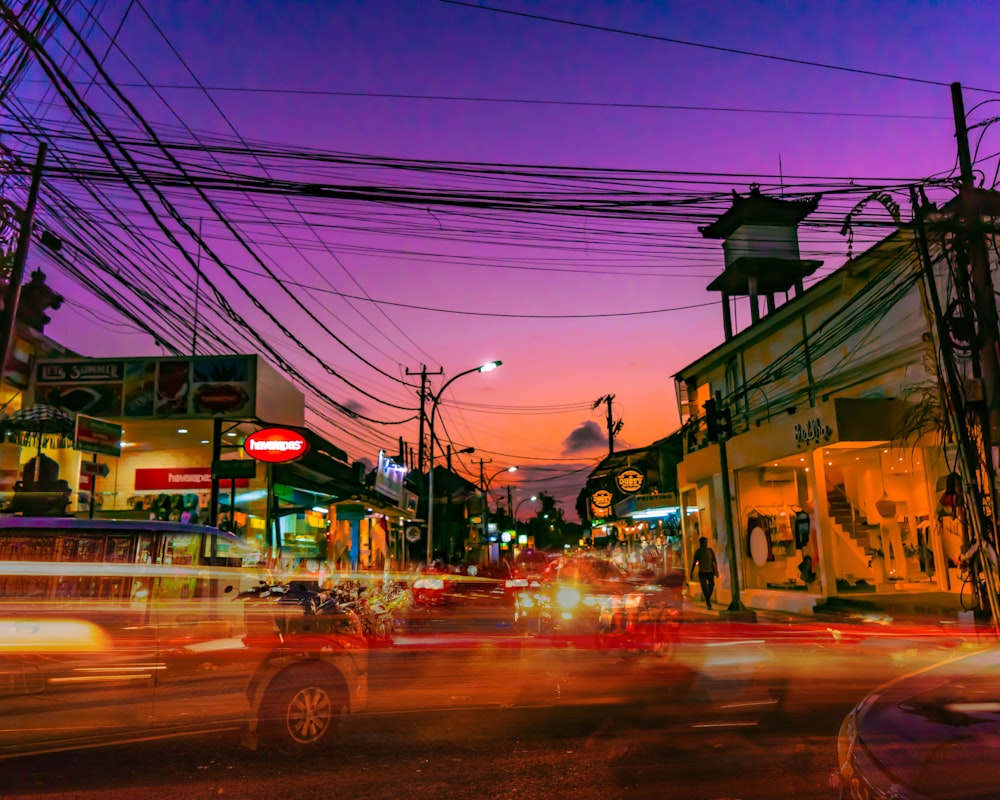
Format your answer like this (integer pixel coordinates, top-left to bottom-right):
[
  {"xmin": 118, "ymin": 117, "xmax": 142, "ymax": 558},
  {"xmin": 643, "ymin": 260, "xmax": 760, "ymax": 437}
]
[
  {"xmin": 426, "ymin": 360, "xmax": 501, "ymax": 565},
  {"xmin": 514, "ymin": 495, "xmax": 538, "ymax": 519},
  {"xmin": 513, "ymin": 495, "xmax": 537, "ymax": 540}
]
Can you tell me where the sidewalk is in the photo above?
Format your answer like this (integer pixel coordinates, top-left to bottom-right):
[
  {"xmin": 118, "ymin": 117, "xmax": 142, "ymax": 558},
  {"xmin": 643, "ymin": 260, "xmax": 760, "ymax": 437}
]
[{"xmin": 685, "ymin": 589, "xmax": 1000, "ymax": 638}]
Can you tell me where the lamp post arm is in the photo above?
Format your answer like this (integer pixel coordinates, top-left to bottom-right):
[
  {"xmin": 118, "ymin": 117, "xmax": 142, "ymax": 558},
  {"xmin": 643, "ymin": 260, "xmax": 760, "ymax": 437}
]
[{"xmin": 425, "ymin": 361, "xmax": 500, "ymax": 566}]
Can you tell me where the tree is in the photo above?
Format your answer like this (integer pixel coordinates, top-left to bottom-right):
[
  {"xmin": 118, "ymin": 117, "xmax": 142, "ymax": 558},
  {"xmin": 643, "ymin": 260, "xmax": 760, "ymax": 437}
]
[
  {"xmin": 575, "ymin": 487, "xmax": 589, "ymax": 526},
  {"xmin": 530, "ymin": 492, "xmax": 566, "ymax": 550}
]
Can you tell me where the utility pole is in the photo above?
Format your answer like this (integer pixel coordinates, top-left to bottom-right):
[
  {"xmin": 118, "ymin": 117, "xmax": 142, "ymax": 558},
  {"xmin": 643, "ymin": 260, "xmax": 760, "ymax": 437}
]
[
  {"xmin": 592, "ymin": 394, "xmax": 624, "ymax": 455},
  {"xmin": 474, "ymin": 457, "xmax": 492, "ymax": 559},
  {"xmin": 406, "ymin": 364, "xmax": 442, "ymax": 473},
  {"xmin": 705, "ymin": 392, "xmax": 754, "ymax": 620},
  {"xmin": 943, "ymin": 82, "xmax": 1000, "ymax": 624},
  {"xmin": 911, "ymin": 184, "xmax": 1000, "ymax": 625},
  {"xmin": 0, "ymin": 142, "xmax": 47, "ymax": 398},
  {"xmin": 443, "ymin": 444, "xmax": 473, "ymax": 560},
  {"xmin": 952, "ymin": 82, "xmax": 1000, "ymax": 447}
]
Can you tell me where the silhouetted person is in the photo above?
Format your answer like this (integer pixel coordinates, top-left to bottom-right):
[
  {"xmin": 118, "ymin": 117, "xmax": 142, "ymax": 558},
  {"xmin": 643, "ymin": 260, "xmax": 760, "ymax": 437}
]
[{"xmin": 690, "ymin": 536, "xmax": 719, "ymax": 610}]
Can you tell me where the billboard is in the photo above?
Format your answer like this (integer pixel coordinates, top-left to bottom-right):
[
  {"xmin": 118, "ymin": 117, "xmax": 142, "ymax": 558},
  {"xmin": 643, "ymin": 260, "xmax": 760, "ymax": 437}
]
[{"xmin": 33, "ymin": 355, "xmax": 256, "ymax": 419}]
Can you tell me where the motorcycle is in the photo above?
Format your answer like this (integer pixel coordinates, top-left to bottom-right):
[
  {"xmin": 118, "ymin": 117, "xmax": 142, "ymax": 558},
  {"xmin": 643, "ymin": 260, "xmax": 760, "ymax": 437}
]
[{"xmin": 596, "ymin": 574, "xmax": 682, "ymax": 657}]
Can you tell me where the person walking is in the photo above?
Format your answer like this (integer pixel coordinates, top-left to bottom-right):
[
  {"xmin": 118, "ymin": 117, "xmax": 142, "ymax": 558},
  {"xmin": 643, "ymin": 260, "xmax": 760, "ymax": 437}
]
[{"xmin": 690, "ymin": 536, "xmax": 719, "ymax": 610}]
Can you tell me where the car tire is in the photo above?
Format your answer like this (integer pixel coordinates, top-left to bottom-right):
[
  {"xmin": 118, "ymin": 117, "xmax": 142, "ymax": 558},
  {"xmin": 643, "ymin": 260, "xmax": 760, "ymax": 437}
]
[{"xmin": 259, "ymin": 663, "xmax": 347, "ymax": 754}]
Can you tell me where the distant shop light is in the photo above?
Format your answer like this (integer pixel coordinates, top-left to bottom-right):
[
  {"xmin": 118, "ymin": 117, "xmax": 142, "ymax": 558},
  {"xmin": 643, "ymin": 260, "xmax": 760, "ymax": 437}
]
[{"xmin": 631, "ymin": 506, "xmax": 680, "ymax": 520}]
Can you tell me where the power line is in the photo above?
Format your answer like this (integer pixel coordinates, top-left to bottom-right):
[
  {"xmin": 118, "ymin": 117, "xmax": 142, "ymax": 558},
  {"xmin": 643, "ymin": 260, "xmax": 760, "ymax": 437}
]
[
  {"xmin": 437, "ymin": 0, "xmax": 1000, "ymax": 95},
  {"xmin": 17, "ymin": 78, "xmax": 951, "ymax": 120}
]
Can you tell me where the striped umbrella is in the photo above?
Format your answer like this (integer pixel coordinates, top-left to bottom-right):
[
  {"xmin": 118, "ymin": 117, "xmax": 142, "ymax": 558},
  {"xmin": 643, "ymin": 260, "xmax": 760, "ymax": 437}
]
[{"xmin": 1, "ymin": 403, "xmax": 77, "ymax": 453}]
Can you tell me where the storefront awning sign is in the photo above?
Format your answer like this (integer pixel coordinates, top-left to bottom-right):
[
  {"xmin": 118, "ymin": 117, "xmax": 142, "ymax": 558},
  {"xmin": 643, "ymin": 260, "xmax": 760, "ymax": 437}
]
[{"xmin": 244, "ymin": 427, "xmax": 310, "ymax": 463}]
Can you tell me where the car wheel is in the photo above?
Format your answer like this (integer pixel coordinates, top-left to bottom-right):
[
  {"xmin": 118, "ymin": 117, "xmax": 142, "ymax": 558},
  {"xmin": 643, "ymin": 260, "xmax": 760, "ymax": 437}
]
[{"xmin": 260, "ymin": 664, "xmax": 346, "ymax": 754}]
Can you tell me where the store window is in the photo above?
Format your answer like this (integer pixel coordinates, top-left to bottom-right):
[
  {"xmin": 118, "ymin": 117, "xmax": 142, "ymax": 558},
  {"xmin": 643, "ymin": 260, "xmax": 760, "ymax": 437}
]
[{"xmin": 736, "ymin": 464, "xmax": 814, "ymax": 592}]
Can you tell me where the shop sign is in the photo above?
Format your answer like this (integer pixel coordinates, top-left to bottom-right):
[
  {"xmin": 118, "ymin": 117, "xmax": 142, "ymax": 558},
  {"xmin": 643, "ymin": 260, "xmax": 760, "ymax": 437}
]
[
  {"xmin": 74, "ymin": 414, "xmax": 122, "ymax": 457},
  {"xmin": 590, "ymin": 503, "xmax": 611, "ymax": 519},
  {"xmin": 615, "ymin": 468, "xmax": 645, "ymax": 494},
  {"xmin": 793, "ymin": 417, "xmax": 834, "ymax": 448},
  {"xmin": 39, "ymin": 360, "xmax": 125, "ymax": 383},
  {"xmin": 405, "ymin": 525, "xmax": 422, "ymax": 543},
  {"xmin": 243, "ymin": 428, "xmax": 310, "ymax": 463},
  {"xmin": 591, "ymin": 489, "xmax": 613, "ymax": 509},
  {"xmin": 374, "ymin": 449, "xmax": 407, "ymax": 502},
  {"xmin": 135, "ymin": 467, "xmax": 249, "ymax": 491}
]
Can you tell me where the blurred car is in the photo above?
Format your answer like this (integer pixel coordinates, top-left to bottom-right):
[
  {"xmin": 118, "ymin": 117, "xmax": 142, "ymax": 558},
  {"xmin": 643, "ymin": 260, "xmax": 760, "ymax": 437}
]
[
  {"xmin": 516, "ymin": 556, "xmax": 684, "ymax": 653},
  {"xmin": 514, "ymin": 549, "xmax": 553, "ymax": 586},
  {"xmin": 0, "ymin": 576, "xmax": 369, "ymax": 760},
  {"xmin": 838, "ymin": 645, "xmax": 1000, "ymax": 800},
  {"xmin": 515, "ymin": 555, "xmax": 622, "ymax": 641},
  {"xmin": 411, "ymin": 560, "xmax": 525, "ymax": 611}
]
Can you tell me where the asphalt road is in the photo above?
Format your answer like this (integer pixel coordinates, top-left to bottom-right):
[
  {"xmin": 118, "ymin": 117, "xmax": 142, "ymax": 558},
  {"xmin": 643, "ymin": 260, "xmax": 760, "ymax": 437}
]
[{"xmin": 1, "ymin": 611, "xmax": 979, "ymax": 800}]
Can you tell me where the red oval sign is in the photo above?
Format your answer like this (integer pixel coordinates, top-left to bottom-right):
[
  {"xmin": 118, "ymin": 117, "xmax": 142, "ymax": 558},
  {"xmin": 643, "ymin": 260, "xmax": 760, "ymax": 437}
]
[{"xmin": 243, "ymin": 428, "xmax": 310, "ymax": 463}]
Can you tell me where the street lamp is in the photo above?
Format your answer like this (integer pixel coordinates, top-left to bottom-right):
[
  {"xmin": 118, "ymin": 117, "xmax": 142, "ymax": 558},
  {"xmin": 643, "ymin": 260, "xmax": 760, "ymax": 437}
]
[
  {"xmin": 513, "ymin": 494, "xmax": 537, "ymax": 548},
  {"xmin": 426, "ymin": 360, "xmax": 501, "ymax": 565},
  {"xmin": 514, "ymin": 495, "xmax": 537, "ymax": 533},
  {"xmin": 514, "ymin": 495, "xmax": 538, "ymax": 519},
  {"xmin": 481, "ymin": 464, "xmax": 517, "ymax": 562}
]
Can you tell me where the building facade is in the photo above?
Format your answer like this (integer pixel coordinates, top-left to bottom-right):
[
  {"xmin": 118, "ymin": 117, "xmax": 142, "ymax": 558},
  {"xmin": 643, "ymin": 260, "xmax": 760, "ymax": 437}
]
[{"xmin": 673, "ymin": 189, "xmax": 981, "ymax": 615}]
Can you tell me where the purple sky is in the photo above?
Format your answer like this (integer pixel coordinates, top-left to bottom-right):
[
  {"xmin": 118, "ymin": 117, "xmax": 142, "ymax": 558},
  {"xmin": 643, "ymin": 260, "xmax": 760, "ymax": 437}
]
[{"xmin": 8, "ymin": 0, "xmax": 1000, "ymax": 520}]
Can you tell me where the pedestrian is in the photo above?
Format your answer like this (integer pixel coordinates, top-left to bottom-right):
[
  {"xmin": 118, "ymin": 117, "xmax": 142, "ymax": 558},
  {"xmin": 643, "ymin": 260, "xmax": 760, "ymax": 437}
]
[{"xmin": 690, "ymin": 536, "xmax": 719, "ymax": 610}]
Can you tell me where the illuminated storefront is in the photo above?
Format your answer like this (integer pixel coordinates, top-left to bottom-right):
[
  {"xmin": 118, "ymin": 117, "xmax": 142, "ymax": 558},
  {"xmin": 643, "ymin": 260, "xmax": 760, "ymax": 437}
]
[{"xmin": 5, "ymin": 353, "xmax": 369, "ymax": 568}]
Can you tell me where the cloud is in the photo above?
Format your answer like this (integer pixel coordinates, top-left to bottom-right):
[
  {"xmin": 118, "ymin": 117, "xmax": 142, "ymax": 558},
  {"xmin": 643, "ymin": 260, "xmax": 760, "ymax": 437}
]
[
  {"xmin": 562, "ymin": 421, "xmax": 606, "ymax": 455},
  {"xmin": 341, "ymin": 398, "xmax": 365, "ymax": 415}
]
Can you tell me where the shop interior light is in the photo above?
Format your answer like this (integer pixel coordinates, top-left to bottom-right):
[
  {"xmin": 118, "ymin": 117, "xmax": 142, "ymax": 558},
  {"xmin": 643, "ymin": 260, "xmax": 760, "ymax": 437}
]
[
  {"xmin": 311, "ymin": 506, "xmax": 328, "ymax": 514},
  {"xmin": 177, "ymin": 428, "xmax": 188, "ymax": 434},
  {"xmin": 235, "ymin": 489, "xmax": 267, "ymax": 503},
  {"xmin": 201, "ymin": 440, "xmax": 209, "ymax": 444},
  {"xmin": 226, "ymin": 432, "xmax": 238, "ymax": 437}
]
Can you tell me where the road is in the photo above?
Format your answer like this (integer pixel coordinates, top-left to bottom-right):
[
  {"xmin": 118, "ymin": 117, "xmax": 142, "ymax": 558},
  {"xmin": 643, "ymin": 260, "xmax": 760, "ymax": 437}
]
[{"xmin": 1, "ymin": 610, "xmax": 981, "ymax": 800}]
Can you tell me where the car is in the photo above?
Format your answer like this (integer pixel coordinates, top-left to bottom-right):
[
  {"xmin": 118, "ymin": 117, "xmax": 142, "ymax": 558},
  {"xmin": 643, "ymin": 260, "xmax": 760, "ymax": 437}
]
[
  {"xmin": 0, "ymin": 517, "xmax": 369, "ymax": 760},
  {"xmin": 411, "ymin": 560, "xmax": 525, "ymax": 610},
  {"xmin": 837, "ymin": 645, "xmax": 1000, "ymax": 800},
  {"xmin": 515, "ymin": 555, "xmax": 622, "ymax": 640},
  {"xmin": 514, "ymin": 549, "xmax": 553, "ymax": 586}
]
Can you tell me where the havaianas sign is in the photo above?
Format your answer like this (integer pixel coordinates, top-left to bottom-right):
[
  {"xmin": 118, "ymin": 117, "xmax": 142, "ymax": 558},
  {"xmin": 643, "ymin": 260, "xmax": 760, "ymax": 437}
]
[{"xmin": 243, "ymin": 427, "xmax": 310, "ymax": 464}]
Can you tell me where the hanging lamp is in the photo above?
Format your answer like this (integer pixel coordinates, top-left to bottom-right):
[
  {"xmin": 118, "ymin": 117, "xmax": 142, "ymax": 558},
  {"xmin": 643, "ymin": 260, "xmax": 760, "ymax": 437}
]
[{"xmin": 875, "ymin": 449, "xmax": 897, "ymax": 519}]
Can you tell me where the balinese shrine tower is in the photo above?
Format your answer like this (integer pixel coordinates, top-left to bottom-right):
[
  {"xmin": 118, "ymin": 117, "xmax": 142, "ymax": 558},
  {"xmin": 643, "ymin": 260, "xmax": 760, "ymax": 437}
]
[{"xmin": 700, "ymin": 185, "xmax": 821, "ymax": 341}]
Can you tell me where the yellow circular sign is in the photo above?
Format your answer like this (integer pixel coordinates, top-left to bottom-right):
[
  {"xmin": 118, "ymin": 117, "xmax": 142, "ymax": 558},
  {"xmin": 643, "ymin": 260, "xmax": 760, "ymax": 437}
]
[
  {"xmin": 616, "ymin": 468, "xmax": 644, "ymax": 494},
  {"xmin": 591, "ymin": 489, "xmax": 613, "ymax": 509}
]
